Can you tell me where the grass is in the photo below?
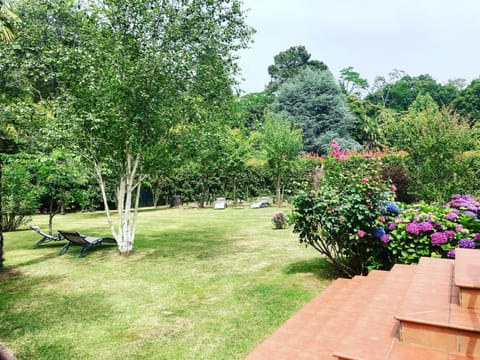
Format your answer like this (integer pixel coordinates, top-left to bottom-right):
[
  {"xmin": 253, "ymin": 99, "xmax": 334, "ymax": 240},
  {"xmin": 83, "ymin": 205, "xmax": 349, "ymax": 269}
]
[{"xmin": 1, "ymin": 206, "xmax": 334, "ymax": 359}]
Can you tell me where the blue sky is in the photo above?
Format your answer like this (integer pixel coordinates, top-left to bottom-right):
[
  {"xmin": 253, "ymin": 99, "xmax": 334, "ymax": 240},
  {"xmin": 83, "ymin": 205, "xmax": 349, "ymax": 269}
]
[{"xmin": 237, "ymin": 0, "xmax": 480, "ymax": 94}]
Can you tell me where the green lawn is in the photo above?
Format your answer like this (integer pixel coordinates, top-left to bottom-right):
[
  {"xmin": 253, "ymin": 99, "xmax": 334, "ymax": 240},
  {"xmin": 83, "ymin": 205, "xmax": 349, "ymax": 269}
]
[{"xmin": 1, "ymin": 206, "xmax": 334, "ymax": 359}]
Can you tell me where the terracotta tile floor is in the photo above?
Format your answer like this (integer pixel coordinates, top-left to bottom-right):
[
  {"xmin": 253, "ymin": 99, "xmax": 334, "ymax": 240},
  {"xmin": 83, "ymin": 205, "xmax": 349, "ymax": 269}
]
[{"xmin": 245, "ymin": 252, "xmax": 480, "ymax": 360}]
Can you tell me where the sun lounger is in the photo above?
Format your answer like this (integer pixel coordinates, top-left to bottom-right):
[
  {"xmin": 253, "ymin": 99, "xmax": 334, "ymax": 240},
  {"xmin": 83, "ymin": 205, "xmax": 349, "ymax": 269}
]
[
  {"xmin": 30, "ymin": 225, "xmax": 64, "ymax": 248},
  {"xmin": 57, "ymin": 231, "xmax": 116, "ymax": 257}
]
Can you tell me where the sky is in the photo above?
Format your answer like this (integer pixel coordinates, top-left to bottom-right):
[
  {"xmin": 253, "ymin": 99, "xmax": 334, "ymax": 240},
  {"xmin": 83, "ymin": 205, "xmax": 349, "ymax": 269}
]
[{"xmin": 237, "ymin": 0, "xmax": 480, "ymax": 94}]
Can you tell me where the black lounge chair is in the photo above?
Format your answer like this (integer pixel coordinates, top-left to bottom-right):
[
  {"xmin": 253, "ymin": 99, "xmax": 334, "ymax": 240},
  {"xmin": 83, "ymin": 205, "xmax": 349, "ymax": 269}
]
[
  {"xmin": 31, "ymin": 225, "xmax": 65, "ymax": 248},
  {"xmin": 57, "ymin": 231, "xmax": 116, "ymax": 257}
]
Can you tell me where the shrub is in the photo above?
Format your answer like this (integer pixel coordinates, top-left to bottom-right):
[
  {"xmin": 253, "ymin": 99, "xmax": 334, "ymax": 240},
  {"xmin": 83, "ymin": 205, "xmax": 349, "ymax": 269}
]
[
  {"xmin": 291, "ymin": 141, "xmax": 396, "ymax": 277},
  {"xmin": 384, "ymin": 194, "xmax": 480, "ymax": 263},
  {"xmin": 271, "ymin": 212, "xmax": 288, "ymax": 229}
]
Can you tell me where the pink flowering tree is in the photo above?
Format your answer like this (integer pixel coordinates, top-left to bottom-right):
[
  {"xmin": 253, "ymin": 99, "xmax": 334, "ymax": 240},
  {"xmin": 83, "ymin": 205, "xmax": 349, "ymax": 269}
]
[{"xmin": 290, "ymin": 141, "xmax": 396, "ymax": 277}]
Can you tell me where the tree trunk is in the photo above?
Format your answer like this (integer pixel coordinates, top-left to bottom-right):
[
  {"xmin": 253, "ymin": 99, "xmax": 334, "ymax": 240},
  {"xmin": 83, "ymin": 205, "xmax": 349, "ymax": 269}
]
[
  {"xmin": 233, "ymin": 177, "xmax": 237, "ymax": 207},
  {"xmin": 199, "ymin": 175, "xmax": 208, "ymax": 208},
  {"xmin": 276, "ymin": 176, "xmax": 282, "ymax": 207},
  {"xmin": 94, "ymin": 152, "xmax": 143, "ymax": 255},
  {"xmin": 48, "ymin": 199, "xmax": 54, "ymax": 235}
]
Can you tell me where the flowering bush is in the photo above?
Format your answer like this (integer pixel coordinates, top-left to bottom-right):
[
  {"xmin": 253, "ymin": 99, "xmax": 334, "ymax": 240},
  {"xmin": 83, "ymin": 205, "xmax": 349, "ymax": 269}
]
[
  {"xmin": 272, "ymin": 212, "xmax": 288, "ymax": 229},
  {"xmin": 381, "ymin": 194, "xmax": 480, "ymax": 263},
  {"xmin": 291, "ymin": 141, "xmax": 396, "ymax": 277}
]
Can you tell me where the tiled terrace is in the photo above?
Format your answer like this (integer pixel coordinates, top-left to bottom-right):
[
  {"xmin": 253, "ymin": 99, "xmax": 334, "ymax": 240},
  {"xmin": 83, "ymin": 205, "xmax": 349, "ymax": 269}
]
[{"xmin": 245, "ymin": 249, "xmax": 480, "ymax": 359}]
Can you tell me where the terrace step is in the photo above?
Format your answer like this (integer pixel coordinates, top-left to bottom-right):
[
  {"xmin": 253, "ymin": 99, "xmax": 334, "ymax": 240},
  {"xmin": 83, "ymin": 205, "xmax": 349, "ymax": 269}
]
[
  {"xmin": 244, "ymin": 271, "xmax": 389, "ymax": 359},
  {"xmin": 395, "ymin": 256, "xmax": 480, "ymax": 356},
  {"xmin": 332, "ymin": 264, "xmax": 417, "ymax": 360},
  {"xmin": 455, "ymin": 248, "xmax": 480, "ymax": 310}
]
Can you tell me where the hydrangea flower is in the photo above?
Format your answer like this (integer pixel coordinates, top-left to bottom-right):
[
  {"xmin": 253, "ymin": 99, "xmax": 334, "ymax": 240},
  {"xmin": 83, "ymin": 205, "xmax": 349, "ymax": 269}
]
[
  {"xmin": 446, "ymin": 211, "xmax": 459, "ymax": 221},
  {"xmin": 447, "ymin": 249, "xmax": 456, "ymax": 258},
  {"xmin": 445, "ymin": 230, "xmax": 456, "ymax": 239},
  {"xmin": 418, "ymin": 221, "xmax": 434, "ymax": 232},
  {"xmin": 474, "ymin": 233, "xmax": 480, "ymax": 241},
  {"xmin": 387, "ymin": 223, "xmax": 396, "ymax": 231},
  {"xmin": 380, "ymin": 234, "xmax": 390, "ymax": 244},
  {"xmin": 386, "ymin": 203, "xmax": 400, "ymax": 214},
  {"xmin": 458, "ymin": 238, "xmax": 476, "ymax": 249},
  {"xmin": 464, "ymin": 211, "xmax": 477, "ymax": 218},
  {"xmin": 373, "ymin": 227, "xmax": 386, "ymax": 239},
  {"xmin": 406, "ymin": 221, "xmax": 421, "ymax": 236},
  {"xmin": 430, "ymin": 232, "xmax": 448, "ymax": 245}
]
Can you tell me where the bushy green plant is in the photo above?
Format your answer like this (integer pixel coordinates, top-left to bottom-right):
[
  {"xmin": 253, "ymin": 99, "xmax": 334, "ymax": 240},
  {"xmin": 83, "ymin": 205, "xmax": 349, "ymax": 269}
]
[
  {"xmin": 2, "ymin": 155, "xmax": 40, "ymax": 231},
  {"xmin": 384, "ymin": 194, "xmax": 480, "ymax": 263},
  {"xmin": 291, "ymin": 141, "xmax": 396, "ymax": 277},
  {"xmin": 383, "ymin": 94, "xmax": 477, "ymax": 204}
]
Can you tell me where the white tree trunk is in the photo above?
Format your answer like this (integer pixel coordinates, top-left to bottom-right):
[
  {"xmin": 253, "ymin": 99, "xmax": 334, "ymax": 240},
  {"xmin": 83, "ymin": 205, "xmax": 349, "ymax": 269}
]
[{"xmin": 94, "ymin": 151, "xmax": 143, "ymax": 255}]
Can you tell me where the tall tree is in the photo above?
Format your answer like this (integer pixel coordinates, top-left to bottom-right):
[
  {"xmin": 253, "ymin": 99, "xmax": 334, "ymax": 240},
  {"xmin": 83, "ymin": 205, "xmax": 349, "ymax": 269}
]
[
  {"xmin": 451, "ymin": 78, "xmax": 480, "ymax": 125},
  {"xmin": 56, "ymin": 0, "xmax": 252, "ymax": 254},
  {"xmin": 339, "ymin": 66, "xmax": 369, "ymax": 97},
  {"xmin": 0, "ymin": 0, "xmax": 20, "ymax": 273},
  {"xmin": 259, "ymin": 113, "xmax": 303, "ymax": 207},
  {"xmin": 266, "ymin": 45, "xmax": 327, "ymax": 94},
  {"xmin": 275, "ymin": 67, "xmax": 359, "ymax": 154}
]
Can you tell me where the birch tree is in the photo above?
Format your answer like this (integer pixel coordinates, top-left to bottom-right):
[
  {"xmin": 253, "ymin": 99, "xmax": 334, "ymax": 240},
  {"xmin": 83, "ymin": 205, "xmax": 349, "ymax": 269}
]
[{"xmin": 58, "ymin": 0, "xmax": 252, "ymax": 254}]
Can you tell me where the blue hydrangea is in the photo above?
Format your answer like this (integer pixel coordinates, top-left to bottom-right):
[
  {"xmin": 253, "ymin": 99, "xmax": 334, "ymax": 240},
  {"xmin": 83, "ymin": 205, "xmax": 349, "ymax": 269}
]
[
  {"xmin": 373, "ymin": 227, "xmax": 386, "ymax": 239},
  {"xmin": 386, "ymin": 203, "xmax": 400, "ymax": 214}
]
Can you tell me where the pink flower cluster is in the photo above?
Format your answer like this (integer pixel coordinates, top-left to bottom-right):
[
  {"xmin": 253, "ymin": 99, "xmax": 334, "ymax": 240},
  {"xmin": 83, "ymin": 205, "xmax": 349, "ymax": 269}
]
[
  {"xmin": 330, "ymin": 140, "xmax": 348, "ymax": 162},
  {"xmin": 405, "ymin": 220, "xmax": 434, "ymax": 235}
]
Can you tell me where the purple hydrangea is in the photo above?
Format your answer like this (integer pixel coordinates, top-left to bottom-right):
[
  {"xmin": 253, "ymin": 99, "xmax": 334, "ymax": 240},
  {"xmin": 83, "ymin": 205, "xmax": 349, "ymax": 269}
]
[
  {"xmin": 406, "ymin": 221, "xmax": 421, "ymax": 236},
  {"xmin": 419, "ymin": 221, "xmax": 434, "ymax": 232},
  {"xmin": 380, "ymin": 234, "xmax": 390, "ymax": 244},
  {"xmin": 474, "ymin": 233, "xmax": 480, "ymax": 241},
  {"xmin": 445, "ymin": 230, "xmax": 456, "ymax": 239},
  {"xmin": 458, "ymin": 238, "xmax": 476, "ymax": 249},
  {"xmin": 430, "ymin": 232, "xmax": 448, "ymax": 245},
  {"xmin": 387, "ymin": 223, "xmax": 396, "ymax": 231},
  {"xmin": 464, "ymin": 211, "xmax": 477, "ymax": 218},
  {"xmin": 446, "ymin": 211, "xmax": 459, "ymax": 221},
  {"xmin": 447, "ymin": 249, "xmax": 456, "ymax": 258}
]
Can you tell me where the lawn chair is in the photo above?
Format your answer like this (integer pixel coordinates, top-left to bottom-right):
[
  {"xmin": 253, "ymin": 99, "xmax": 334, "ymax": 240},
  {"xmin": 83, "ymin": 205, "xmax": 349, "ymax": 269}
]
[
  {"xmin": 57, "ymin": 231, "xmax": 116, "ymax": 257},
  {"xmin": 250, "ymin": 196, "xmax": 272, "ymax": 208},
  {"xmin": 30, "ymin": 225, "xmax": 65, "ymax": 248},
  {"xmin": 213, "ymin": 197, "xmax": 227, "ymax": 209}
]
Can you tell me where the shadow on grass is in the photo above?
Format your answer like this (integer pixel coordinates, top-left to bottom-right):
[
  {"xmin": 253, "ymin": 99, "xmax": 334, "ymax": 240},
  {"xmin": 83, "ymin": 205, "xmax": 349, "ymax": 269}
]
[
  {"xmin": 284, "ymin": 257, "xmax": 338, "ymax": 280},
  {"xmin": 0, "ymin": 272, "xmax": 114, "ymax": 360}
]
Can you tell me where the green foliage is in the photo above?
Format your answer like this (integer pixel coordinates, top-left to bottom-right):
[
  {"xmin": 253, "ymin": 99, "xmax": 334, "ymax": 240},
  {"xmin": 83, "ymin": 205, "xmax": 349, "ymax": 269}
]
[
  {"xmin": 339, "ymin": 66, "xmax": 369, "ymax": 97},
  {"xmin": 451, "ymin": 78, "xmax": 480, "ymax": 125},
  {"xmin": 379, "ymin": 153, "xmax": 414, "ymax": 203},
  {"xmin": 266, "ymin": 45, "xmax": 328, "ymax": 94},
  {"xmin": 291, "ymin": 146, "xmax": 395, "ymax": 277},
  {"xmin": 258, "ymin": 113, "xmax": 303, "ymax": 207},
  {"xmin": 2, "ymin": 155, "xmax": 39, "ymax": 231},
  {"xmin": 275, "ymin": 67, "xmax": 359, "ymax": 154},
  {"xmin": 383, "ymin": 94, "xmax": 477, "ymax": 203},
  {"xmin": 367, "ymin": 72, "xmax": 459, "ymax": 111}
]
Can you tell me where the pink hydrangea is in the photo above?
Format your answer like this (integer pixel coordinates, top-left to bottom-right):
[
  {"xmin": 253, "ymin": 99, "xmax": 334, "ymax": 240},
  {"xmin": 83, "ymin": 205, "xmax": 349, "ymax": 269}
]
[{"xmin": 430, "ymin": 232, "xmax": 448, "ymax": 245}]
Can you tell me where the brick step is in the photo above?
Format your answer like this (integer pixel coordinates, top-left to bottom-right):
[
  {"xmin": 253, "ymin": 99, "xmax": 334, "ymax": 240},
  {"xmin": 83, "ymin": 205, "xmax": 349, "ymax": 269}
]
[
  {"xmin": 395, "ymin": 257, "xmax": 480, "ymax": 356},
  {"xmin": 455, "ymin": 248, "xmax": 480, "ymax": 309},
  {"xmin": 245, "ymin": 270, "xmax": 390, "ymax": 359},
  {"xmin": 332, "ymin": 264, "xmax": 417, "ymax": 360},
  {"xmin": 387, "ymin": 339, "xmax": 480, "ymax": 360}
]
